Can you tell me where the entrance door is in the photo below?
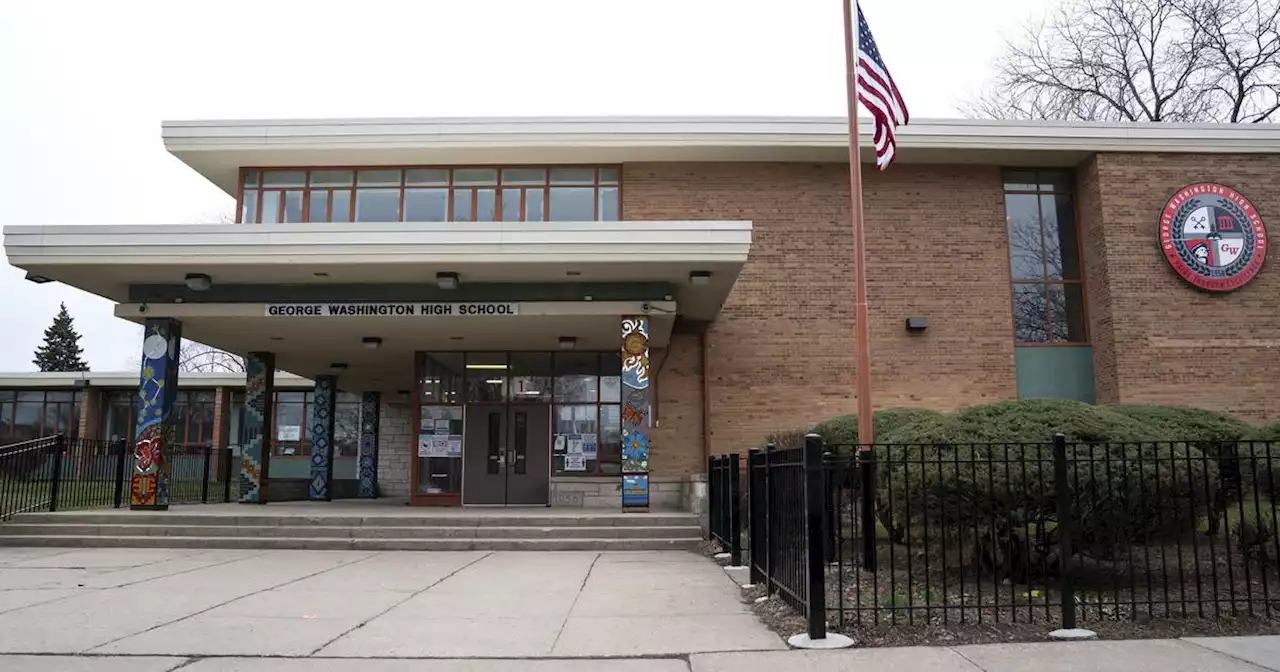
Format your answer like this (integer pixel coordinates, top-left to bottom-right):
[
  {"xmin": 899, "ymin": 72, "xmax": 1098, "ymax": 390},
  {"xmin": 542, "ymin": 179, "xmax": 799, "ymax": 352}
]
[{"xmin": 462, "ymin": 405, "xmax": 550, "ymax": 505}]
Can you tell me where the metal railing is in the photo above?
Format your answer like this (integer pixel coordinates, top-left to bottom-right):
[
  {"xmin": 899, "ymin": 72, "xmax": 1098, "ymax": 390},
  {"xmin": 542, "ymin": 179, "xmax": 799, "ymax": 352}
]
[
  {"xmin": 708, "ymin": 453, "xmax": 742, "ymax": 566},
  {"xmin": 710, "ymin": 434, "xmax": 1280, "ymax": 640},
  {"xmin": 1, "ymin": 435, "xmax": 238, "ymax": 519}
]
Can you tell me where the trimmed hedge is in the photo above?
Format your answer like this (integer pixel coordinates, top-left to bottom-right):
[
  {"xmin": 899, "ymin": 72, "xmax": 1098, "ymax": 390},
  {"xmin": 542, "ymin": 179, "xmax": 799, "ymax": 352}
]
[{"xmin": 813, "ymin": 408, "xmax": 946, "ymax": 448}]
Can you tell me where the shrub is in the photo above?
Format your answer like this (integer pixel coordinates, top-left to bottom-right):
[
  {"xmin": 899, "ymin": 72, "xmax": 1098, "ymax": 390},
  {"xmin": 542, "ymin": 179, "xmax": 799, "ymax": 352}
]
[
  {"xmin": 1110, "ymin": 404, "xmax": 1251, "ymax": 451},
  {"xmin": 764, "ymin": 428, "xmax": 810, "ymax": 451},
  {"xmin": 814, "ymin": 408, "xmax": 946, "ymax": 448},
  {"xmin": 1244, "ymin": 422, "xmax": 1280, "ymax": 500}
]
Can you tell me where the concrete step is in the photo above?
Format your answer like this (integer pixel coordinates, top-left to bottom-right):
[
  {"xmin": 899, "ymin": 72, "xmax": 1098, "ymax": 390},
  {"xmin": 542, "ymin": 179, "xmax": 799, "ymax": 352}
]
[
  {"xmin": 0, "ymin": 523, "xmax": 702, "ymax": 540},
  {"xmin": 0, "ymin": 534, "xmax": 703, "ymax": 552},
  {"xmin": 9, "ymin": 512, "xmax": 699, "ymax": 528}
]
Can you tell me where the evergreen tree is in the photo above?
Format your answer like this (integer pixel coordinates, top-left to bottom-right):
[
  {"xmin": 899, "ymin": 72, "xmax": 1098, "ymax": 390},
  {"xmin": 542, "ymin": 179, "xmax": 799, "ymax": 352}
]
[{"xmin": 32, "ymin": 303, "xmax": 89, "ymax": 372}]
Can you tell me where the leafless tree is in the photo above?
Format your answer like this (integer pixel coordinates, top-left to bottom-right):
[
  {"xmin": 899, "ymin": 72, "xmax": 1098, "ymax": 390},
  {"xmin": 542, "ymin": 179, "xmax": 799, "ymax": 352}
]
[
  {"xmin": 967, "ymin": 0, "xmax": 1280, "ymax": 123},
  {"xmin": 179, "ymin": 340, "xmax": 246, "ymax": 374}
]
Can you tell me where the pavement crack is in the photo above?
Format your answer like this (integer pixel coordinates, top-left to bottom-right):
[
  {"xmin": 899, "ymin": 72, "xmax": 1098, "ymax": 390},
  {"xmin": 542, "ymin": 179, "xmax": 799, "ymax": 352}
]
[
  {"xmin": 304, "ymin": 551, "xmax": 494, "ymax": 656},
  {"xmin": 81, "ymin": 552, "xmax": 380, "ymax": 654},
  {"xmin": 949, "ymin": 645, "xmax": 990, "ymax": 671},
  {"xmin": 549, "ymin": 551, "xmax": 601, "ymax": 654}
]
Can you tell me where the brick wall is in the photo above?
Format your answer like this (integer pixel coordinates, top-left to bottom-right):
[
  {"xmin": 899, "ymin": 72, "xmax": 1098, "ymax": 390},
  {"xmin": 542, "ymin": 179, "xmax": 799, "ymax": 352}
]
[
  {"xmin": 1082, "ymin": 153, "xmax": 1280, "ymax": 421},
  {"xmin": 624, "ymin": 162, "xmax": 1017, "ymax": 456},
  {"xmin": 649, "ymin": 331, "xmax": 705, "ymax": 477},
  {"xmin": 1078, "ymin": 157, "xmax": 1120, "ymax": 404},
  {"xmin": 377, "ymin": 397, "xmax": 413, "ymax": 498}
]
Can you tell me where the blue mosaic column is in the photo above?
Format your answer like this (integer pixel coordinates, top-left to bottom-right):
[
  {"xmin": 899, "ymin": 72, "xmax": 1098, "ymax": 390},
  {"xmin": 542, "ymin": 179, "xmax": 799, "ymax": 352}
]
[
  {"xmin": 239, "ymin": 352, "xmax": 275, "ymax": 504},
  {"xmin": 358, "ymin": 391, "xmax": 380, "ymax": 498},
  {"xmin": 309, "ymin": 375, "xmax": 337, "ymax": 501},
  {"xmin": 130, "ymin": 319, "xmax": 182, "ymax": 510},
  {"xmin": 621, "ymin": 316, "xmax": 651, "ymax": 509}
]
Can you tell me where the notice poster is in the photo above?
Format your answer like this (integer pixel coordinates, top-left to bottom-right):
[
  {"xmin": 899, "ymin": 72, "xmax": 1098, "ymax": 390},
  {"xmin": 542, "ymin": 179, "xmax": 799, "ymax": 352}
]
[
  {"xmin": 433, "ymin": 419, "xmax": 451, "ymax": 434},
  {"xmin": 447, "ymin": 437, "xmax": 462, "ymax": 457},
  {"xmin": 567, "ymin": 436, "xmax": 584, "ymax": 455},
  {"xmin": 418, "ymin": 435, "xmax": 450, "ymax": 458},
  {"xmin": 277, "ymin": 426, "xmax": 301, "ymax": 442},
  {"xmin": 417, "ymin": 435, "xmax": 430, "ymax": 458},
  {"xmin": 565, "ymin": 454, "xmax": 587, "ymax": 471},
  {"xmin": 581, "ymin": 434, "xmax": 598, "ymax": 457},
  {"xmin": 553, "ymin": 435, "xmax": 566, "ymax": 453}
]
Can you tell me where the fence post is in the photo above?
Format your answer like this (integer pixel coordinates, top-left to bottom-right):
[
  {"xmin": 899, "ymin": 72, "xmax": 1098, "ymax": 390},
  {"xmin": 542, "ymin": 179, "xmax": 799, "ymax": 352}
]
[
  {"xmin": 707, "ymin": 455, "xmax": 716, "ymax": 541},
  {"xmin": 764, "ymin": 443, "xmax": 775, "ymax": 595},
  {"xmin": 223, "ymin": 448, "xmax": 233, "ymax": 502},
  {"xmin": 860, "ymin": 447, "xmax": 877, "ymax": 572},
  {"xmin": 201, "ymin": 445, "xmax": 212, "ymax": 504},
  {"xmin": 803, "ymin": 433, "xmax": 828, "ymax": 641},
  {"xmin": 728, "ymin": 452, "xmax": 742, "ymax": 567},
  {"xmin": 747, "ymin": 448, "xmax": 762, "ymax": 584},
  {"xmin": 1051, "ymin": 432, "xmax": 1091, "ymax": 638},
  {"xmin": 111, "ymin": 439, "xmax": 127, "ymax": 509},
  {"xmin": 823, "ymin": 452, "xmax": 836, "ymax": 563},
  {"xmin": 48, "ymin": 435, "xmax": 65, "ymax": 513}
]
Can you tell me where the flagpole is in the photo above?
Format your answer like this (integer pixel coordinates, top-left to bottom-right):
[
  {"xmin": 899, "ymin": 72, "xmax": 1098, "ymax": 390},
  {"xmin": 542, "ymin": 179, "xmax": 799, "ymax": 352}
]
[{"xmin": 841, "ymin": 0, "xmax": 875, "ymax": 446}]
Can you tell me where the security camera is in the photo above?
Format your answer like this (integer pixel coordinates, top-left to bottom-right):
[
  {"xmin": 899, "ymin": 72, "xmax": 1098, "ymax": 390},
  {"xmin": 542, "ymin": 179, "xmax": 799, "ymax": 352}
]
[
  {"xmin": 138, "ymin": 304, "xmax": 149, "ymax": 314},
  {"xmin": 641, "ymin": 302, "xmax": 652, "ymax": 313}
]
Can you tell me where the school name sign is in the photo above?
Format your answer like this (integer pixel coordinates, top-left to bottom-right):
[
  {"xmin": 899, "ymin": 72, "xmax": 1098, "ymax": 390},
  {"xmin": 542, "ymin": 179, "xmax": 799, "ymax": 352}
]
[{"xmin": 264, "ymin": 302, "xmax": 520, "ymax": 317}]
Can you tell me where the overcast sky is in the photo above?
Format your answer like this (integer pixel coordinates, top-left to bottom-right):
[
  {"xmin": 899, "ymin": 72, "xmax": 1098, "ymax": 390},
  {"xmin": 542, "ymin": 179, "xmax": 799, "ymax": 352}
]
[{"xmin": 0, "ymin": 0, "xmax": 1058, "ymax": 372}]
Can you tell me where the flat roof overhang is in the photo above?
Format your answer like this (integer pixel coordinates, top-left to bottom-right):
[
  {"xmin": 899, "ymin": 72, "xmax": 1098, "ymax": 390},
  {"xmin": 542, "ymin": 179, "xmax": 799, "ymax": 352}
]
[{"xmin": 161, "ymin": 116, "xmax": 1280, "ymax": 195}]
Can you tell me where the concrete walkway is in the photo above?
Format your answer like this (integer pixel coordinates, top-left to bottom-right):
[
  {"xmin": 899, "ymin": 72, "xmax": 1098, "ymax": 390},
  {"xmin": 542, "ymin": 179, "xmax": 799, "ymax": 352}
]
[{"xmin": 0, "ymin": 546, "xmax": 783, "ymax": 660}]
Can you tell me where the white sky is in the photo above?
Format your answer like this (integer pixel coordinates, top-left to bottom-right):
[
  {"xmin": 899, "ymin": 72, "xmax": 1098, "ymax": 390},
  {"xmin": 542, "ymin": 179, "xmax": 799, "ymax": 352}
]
[{"xmin": 0, "ymin": 0, "xmax": 1059, "ymax": 372}]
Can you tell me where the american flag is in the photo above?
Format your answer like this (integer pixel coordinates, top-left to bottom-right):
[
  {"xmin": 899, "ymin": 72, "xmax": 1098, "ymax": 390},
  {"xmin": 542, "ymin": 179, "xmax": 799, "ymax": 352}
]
[{"xmin": 856, "ymin": 4, "xmax": 909, "ymax": 170}]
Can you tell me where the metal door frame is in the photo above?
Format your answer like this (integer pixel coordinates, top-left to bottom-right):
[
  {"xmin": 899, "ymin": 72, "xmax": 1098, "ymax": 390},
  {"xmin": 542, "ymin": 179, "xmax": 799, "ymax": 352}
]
[{"xmin": 460, "ymin": 402, "xmax": 552, "ymax": 507}]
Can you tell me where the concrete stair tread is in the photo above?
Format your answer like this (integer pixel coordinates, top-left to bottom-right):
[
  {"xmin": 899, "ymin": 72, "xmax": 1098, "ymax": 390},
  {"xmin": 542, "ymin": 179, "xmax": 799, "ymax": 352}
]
[
  {"xmin": 0, "ymin": 534, "xmax": 702, "ymax": 551},
  {"xmin": 10, "ymin": 513, "xmax": 699, "ymax": 528},
  {"xmin": 0, "ymin": 523, "xmax": 701, "ymax": 539}
]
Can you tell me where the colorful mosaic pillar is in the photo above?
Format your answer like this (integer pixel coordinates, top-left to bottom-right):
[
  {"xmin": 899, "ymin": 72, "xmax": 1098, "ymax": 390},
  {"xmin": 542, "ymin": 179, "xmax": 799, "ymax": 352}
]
[
  {"xmin": 621, "ymin": 316, "xmax": 651, "ymax": 510},
  {"xmin": 239, "ymin": 352, "xmax": 275, "ymax": 504},
  {"xmin": 309, "ymin": 375, "xmax": 337, "ymax": 501},
  {"xmin": 358, "ymin": 391, "xmax": 380, "ymax": 498},
  {"xmin": 130, "ymin": 318, "xmax": 183, "ymax": 510}
]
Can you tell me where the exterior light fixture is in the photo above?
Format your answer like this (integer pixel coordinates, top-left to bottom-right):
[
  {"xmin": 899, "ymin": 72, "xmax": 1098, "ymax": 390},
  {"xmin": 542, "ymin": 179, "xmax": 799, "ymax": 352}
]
[
  {"xmin": 465, "ymin": 364, "xmax": 508, "ymax": 370},
  {"xmin": 184, "ymin": 273, "xmax": 213, "ymax": 292},
  {"xmin": 269, "ymin": 336, "xmax": 284, "ymax": 341},
  {"xmin": 558, "ymin": 336, "xmax": 577, "ymax": 350},
  {"xmin": 24, "ymin": 272, "xmax": 52, "ymax": 284},
  {"xmin": 173, "ymin": 297, "xmax": 185, "ymax": 304},
  {"xmin": 689, "ymin": 271, "xmax": 711, "ymax": 286},
  {"xmin": 905, "ymin": 317, "xmax": 929, "ymax": 333},
  {"xmin": 566, "ymin": 270, "xmax": 582, "ymax": 276},
  {"xmin": 361, "ymin": 337, "xmax": 383, "ymax": 349},
  {"xmin": 313, "ymin": 272, "xmax": 330, "ymax": 278},
  {"xmin": 583, "ymin": 295, "xmax": 594, "ymax": 302},
  {"xmin": 436, "ymin": 272, "xmax": 459, "ymax": 290},
  {"xmin": 329, "ymin": 362, "xmax": 348, "ymax": 373}
]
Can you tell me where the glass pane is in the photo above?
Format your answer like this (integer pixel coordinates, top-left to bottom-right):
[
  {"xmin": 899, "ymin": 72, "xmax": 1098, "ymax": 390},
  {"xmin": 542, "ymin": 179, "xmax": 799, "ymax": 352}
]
[
  {"xmin": 282, "ymin": 190, "xmax": 304, "ymax": 223},
  {"xmin": 1003, "ymin": 170, "xmax": 1038, "ymax": 191},
  {"xmin": 454, "ymin": 168, "xmax": 497, "ymax": 185},
  {"xmin": 525, "ymin": 190, "xmax": 545, "ymax": 222},
  {"xmin": 357, "ymin": 169, "xmax": 401, "ymax": 186},
  {"xmin": 554, "ymin": 353, "xmax": 598, "ymax": 403},
  {"xmin": 1012, "ymin": 283, "xmax": 1048, "ymax": 342},
  {"xmin": 242, "ymin": 170, "xmax": 260, "ymax": 188},
  {"xmin": 466, "ymin": 353, "xmax": 507, "ymax": 402},
  {"xmin": 1046, "ymin": 194, "xmax": 1080, "ymax": 280},
  {"xmin": 510, "ymin": 352, "xmax": 553, "ymax": 402},
  {"xmin": 1049, "ymin": 284, "xmax": 1088, "ymax": 342},
  {"xmin": 501, "ymin": 188, "xmax": 522, "ymax": 221},
  {"xmin": 260, "ymin": 191, "xmax": 281, "ymax": 224},
  {"xmin": 274, "ymin": 401, "xmax": 304, "ymax": 455},
  {"xmin": 598, "ymin": 404, "xmax": 622, "ymax": 475},
  {"xmin": 598, "ymin": 187, "xmax": 619, "ymax": 221},
  {"xmin": 355, "ymin": 189, "xmax": 400, "ymax": 221},
  {"xmin": 453, "ymin": 189, "xmax": 473, "ymax": 221},
  {"xmin": 1005, "ymin": 194, "xmax": 1043, "ymax": 279},
  {"xmin": 554, "ymin": 405, "xmax": 598, "ymax": 475},
  {"xmin": 418, "ymin": 406, "xmax": 463, "ymax": 494},
  {"xmin": 550, "ymin": 167, "xmax": 595, "ymax": 185},
  {"xmin": 334, "ymin": 402, "xmax": 360, "ymax": 457},
  {"xmin": 405, "ymin": 168, "xmax": 449, "ymax": 186},
  {"xmin": 277, "ymin": 391, "xmax": 306, "ymax": 403},
  {"xmin": 599, "ymin": 167, "xmax": 619, "ymax": 185},
  {"xmin": 262, "ymin": 170, "xmax": 306, "ymax": 187},
  {"xmin": 240, "ymin": 190, "xmax": 258, "ymax": 223},
  {"xmin": 600, "ymin": 353, "xmax": 622, "ymax": 403},
  {"xmin": 1038, "ymin": 171, "xmax": 1071, "ymax": 192},
  {"xmin": 404, "ymin": 188, "xmax": 449, "ymax": 222},
  {"xmin": 502, "ymin": 168, "xmax": 545, "ymax": 185},
  {"xmin": 331, "ymin": 191, "xmax": 352, "ymax": 222},
  {"xmin": 307, "ymin": 191, "xmax": 329, "ymax": 222},
  {"xmin": 549, "ymin": 187, "xmax": 595, "ymax": 221},
  {"xmin": 310, "ymin": 170, "xmax": 353, "ymax": 187},
  {"xmin": 476, "ymin": 189, "xmax": 496, "ymax": 221},
  {"xmin": 421, "ymin": 353, "xmax": 464, "ymax": 404}
]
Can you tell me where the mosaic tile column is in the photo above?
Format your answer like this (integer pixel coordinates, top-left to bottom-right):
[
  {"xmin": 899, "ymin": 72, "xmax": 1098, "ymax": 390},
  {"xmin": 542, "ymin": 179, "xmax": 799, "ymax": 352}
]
[
  {"xmin": 130, "ymin": 318, "xmax": 182, "ymax": 510},
  {"xmin": 309, "ymin": 375, "xmax": 337, "ymax": 501},
  {"xmin": 358, "ymin": 391, "xmax": 380, "ymax": 498},
  {"xmin": 239, "ymin": 352, "xmax": 275, "ymax": 504},
  {"xmin": 621, "ymin": 316, "xmax": 651, "ymax": 509}
]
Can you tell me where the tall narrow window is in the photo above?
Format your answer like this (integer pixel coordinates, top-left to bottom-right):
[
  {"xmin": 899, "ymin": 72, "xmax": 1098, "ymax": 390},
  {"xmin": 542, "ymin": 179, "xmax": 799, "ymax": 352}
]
[{"xmin": 1004, "ymin": 170, "xmax": 1087, "ymax": 343}]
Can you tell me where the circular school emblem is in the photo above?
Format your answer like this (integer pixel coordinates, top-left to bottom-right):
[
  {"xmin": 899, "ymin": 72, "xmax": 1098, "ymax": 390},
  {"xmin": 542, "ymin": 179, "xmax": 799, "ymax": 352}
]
[{"xmin": 1160, "ymin": 183, "xmax": 1267, "ymax": 292}]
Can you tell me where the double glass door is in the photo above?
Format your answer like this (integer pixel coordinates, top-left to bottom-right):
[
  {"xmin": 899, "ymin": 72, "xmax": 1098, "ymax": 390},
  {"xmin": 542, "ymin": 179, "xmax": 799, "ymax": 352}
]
[{"xmin": 462, "ymin": 405, "xmax": 551, "ymax": 505}]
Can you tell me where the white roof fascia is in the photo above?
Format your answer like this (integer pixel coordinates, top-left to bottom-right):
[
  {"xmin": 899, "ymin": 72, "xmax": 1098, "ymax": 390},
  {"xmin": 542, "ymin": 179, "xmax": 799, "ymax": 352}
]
[{"xmin": 0, "ymin": 372, "xmax": 314, "ymax": 388}]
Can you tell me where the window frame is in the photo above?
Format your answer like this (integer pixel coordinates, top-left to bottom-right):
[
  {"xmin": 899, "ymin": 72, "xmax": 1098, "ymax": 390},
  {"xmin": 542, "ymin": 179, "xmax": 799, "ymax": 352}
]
[
  {"xmin": 1003, "ymin": 170, "xmax": 1090, "ymax": 346},
  {"xmin": 237, "ymin": 166, "xmax": 623, "ymax": 224},
  {"xmin": 0, "ymin": 389, "xmax": 82, "ymax": 443}
]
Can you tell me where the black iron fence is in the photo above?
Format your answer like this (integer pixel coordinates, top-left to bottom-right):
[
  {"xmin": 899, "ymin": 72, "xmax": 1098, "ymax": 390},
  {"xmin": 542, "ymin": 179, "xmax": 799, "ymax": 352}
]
[
  {"xmin": 708, "ymin": 435, "xmax": 1280, "ymax": 640},
  {"xmin": 708, "ymin": 453, "xmax": 742, "ymax": 566},
  {"xmin": 1, "ymin": 435, "xmax": 237, "ymax": 519}
]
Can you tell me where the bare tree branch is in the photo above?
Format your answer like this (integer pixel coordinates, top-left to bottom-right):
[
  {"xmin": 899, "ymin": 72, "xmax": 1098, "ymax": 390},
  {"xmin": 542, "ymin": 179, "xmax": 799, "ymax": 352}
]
[{"xmin": 180, "ymin": 341, "xmax": 246, "ymax": 374}]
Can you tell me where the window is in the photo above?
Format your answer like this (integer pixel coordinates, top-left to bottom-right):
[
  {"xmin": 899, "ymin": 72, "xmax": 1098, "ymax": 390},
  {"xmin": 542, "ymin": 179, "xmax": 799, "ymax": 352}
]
[
  {"xmin": 228, "ymin": 390, "xmax": 363, "ymax": 464},
  {"xmin": 99, "ymin": 389, "xmax": 215, "ymax": 450},
  {"xmin": 238, "ymin": 166, "xmax": 621, "ymax": 223},
  {"xmin": 1004, "ymin": 170, "xmax": 1087, "ymax": 343},
  {"xmin": 0, "ymin": 390, "xmax": 81, "ymax": 443}
]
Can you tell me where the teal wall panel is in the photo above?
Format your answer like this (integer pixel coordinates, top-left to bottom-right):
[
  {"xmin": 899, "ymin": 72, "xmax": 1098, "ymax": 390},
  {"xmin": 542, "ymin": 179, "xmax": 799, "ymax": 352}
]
[{"xmin": 1015, "ymin": 346, "xmax": 1096, "ymax": 403}]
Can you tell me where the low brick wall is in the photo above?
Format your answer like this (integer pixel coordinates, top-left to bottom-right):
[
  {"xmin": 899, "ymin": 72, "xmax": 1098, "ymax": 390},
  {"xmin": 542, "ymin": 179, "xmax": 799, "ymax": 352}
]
[{"xmin": 549, "ymin": 475, "xmax": 704, "ymax": 512}]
